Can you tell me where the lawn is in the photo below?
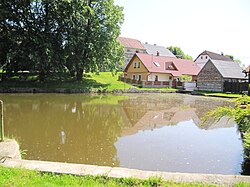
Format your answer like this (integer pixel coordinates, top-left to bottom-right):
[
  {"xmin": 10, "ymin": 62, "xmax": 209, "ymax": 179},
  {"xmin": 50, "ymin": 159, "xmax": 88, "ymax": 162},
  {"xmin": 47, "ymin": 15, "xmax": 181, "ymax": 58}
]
[
  {"xmin": 1, "ymin": 166, "xmax": 249, "ymax": 187},
  {"xmin": 0, "ymin": 72, "xmax": 177, "ymax": 92},
  {"xmin": 192, "ymin": 91, "xmax": 243, "ymax": 98},
  {"xmin": 86, "ymin": 72, "xmax": 132, "ymax": 91}
]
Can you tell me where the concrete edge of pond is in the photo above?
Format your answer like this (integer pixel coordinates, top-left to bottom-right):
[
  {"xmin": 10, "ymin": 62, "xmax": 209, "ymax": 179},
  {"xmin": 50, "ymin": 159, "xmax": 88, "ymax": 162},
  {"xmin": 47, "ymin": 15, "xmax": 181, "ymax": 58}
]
[
  {"xmin": 1, "ymin": 158, "xmax": 250, "ymax": 186},
  {"xmin": 0, "ymin": 139, "xmax": 21, "ymax": 161}
]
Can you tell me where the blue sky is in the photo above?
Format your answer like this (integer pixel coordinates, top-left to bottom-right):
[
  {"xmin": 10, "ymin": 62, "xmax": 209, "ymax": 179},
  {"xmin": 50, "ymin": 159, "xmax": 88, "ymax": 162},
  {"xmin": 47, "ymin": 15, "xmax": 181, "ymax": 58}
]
[{"xmin": 114, "ymin": 0, "xmax": 250, "ymax": 67}]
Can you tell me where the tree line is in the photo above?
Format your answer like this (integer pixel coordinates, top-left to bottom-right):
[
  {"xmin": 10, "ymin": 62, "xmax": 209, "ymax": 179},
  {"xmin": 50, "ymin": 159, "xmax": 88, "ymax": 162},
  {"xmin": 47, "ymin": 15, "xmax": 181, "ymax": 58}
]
[{"xmin": 0, "ymin": 0, "xmax": 124, "ymax": 81}]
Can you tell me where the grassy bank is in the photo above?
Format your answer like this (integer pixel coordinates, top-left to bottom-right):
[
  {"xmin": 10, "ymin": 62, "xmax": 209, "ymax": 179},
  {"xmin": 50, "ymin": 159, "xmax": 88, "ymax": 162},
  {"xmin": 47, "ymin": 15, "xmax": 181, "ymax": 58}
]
[
  {"xmin": 192, "ymin": 91, "xmax": 243, "ymax": 98},
  {"xmin": 0, "ymin": 72, "xmax": 177, "ymax": 92},
  {"xmin": 0, "ymin": 166, "xmax": 249, "ymax": 187}
]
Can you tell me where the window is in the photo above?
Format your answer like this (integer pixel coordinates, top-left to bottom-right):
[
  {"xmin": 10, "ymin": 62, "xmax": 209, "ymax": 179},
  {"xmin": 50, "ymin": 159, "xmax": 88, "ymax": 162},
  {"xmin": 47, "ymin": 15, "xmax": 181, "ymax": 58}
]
[
  {"xmin": 155, "ymin": 75, "xmax": 158, "ymax": 81},
  {"xmin": 138, "ymin": 75, "xmax": 141, "ymax": 81},
  {"xmin": 201, "ymin": 56, "xmax": 203, "ymax": 59},
  {"xmin": 138, "ymin": 62, "xmax": 140, "ymax": 68},
  {"xmin": 134, "ymin": 62, "xmax": 137, "ymax": 68},
  {"xmin": 205, "ymin": 56, "xmax": 208, "ymax": 59},
  {"xmin": 154, "ymin": 62, "xmax": 160, "ymax": 67},
  {"xmin": 132, "ymin": 75, "xmax": 136, "ymax": 80}
]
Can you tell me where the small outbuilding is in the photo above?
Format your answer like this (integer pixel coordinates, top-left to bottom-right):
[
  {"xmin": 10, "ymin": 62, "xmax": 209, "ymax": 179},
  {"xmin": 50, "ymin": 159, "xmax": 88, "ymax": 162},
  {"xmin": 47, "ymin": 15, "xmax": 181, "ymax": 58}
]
[{"xmin": 197, "ymin": 59, "xmax": 247, "ymax": 92}]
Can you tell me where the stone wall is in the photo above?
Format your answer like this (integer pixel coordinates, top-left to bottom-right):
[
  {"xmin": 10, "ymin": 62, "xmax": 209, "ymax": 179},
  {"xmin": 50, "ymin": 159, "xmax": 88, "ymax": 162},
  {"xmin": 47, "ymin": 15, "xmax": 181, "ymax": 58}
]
[{"xmin": 197, "ymin": 61, "xmax": 223, "ymax": 92}]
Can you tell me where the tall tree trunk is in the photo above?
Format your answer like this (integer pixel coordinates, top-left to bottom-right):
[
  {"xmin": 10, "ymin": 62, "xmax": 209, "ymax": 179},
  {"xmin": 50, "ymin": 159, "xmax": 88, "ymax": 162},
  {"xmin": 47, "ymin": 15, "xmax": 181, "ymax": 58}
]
[{"xmin": 76, "ymin": 68, "xmax": 83, "ymax": 81}]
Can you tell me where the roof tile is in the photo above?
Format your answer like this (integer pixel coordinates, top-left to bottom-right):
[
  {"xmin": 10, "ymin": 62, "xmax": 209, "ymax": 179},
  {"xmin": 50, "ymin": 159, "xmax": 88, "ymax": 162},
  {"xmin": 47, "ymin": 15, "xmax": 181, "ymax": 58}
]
[
  {"xmin": 129, "ymin": 53, "xmax": 200, "ymax": 76},
  {"xmin": 118, "ymin": 37, "xmax": 145, "ymax": 50}
]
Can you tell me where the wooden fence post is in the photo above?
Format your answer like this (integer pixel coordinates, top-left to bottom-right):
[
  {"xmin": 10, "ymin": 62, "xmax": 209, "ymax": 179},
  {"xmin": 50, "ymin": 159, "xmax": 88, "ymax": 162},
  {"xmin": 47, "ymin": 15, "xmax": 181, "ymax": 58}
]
[{"xmin": 0, "ymin": 100, "xmax": 4, "ymax": 142}]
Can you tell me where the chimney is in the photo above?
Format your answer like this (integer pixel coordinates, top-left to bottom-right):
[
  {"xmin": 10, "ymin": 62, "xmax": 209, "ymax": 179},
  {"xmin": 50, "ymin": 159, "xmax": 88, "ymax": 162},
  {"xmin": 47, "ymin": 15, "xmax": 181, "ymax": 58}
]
[{"xmin": 157, "ymin": 51, "xmax": 160, "ymax": 56}]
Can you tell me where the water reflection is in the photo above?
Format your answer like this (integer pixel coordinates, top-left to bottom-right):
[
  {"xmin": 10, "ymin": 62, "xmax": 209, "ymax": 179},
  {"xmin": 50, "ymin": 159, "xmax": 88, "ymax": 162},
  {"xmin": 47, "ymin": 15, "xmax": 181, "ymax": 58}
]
[{"xmin": 0, "ymin": 93, "xmax": 244, "ymax": 174}]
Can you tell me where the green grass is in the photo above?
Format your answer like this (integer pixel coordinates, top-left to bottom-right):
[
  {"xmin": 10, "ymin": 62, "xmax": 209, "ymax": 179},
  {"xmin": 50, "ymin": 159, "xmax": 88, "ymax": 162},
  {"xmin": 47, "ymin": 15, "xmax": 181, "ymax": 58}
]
[
  {"xmin": 0, "ymin": 72, "xmax": 178, "ymax": 92},
  {"xmin": 2, "ymin": 166, "xmax": 249, "ymax": 187},
  {"xmin": 86, "ymin": 72, "xmax": 132, "ymax": 91},
  {"xmin": 193, "ymin": 91, "xmax": 243, "ymax": 98},
  {"xmin": 0, "ymin": 72, "xmax": 132, "ymax": 91},
  {"xmin": 205, "ymin": 93, "xmax": 242, "ymax": 98}
]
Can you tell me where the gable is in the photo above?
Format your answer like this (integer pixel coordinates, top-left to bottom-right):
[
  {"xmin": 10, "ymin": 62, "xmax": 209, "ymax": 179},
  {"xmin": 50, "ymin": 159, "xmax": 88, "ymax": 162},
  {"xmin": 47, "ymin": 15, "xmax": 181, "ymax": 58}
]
[
  {"xmin": 124, "ymin": 55, "xmax": 149, "ymax": 73},
  {"xmin": 198, "ymin": 60, "xmax": 222, "ymax": 79},
  {"xmin": 195, "ymin": 50, "xmax": 233, "ymax": 62}
]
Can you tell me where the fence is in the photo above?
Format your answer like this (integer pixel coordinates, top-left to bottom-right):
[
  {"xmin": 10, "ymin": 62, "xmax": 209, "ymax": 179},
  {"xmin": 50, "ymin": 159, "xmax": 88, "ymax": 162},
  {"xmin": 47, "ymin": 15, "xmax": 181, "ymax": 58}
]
[
  {"xmin": 223, "ymin": 81, "xmax": 248, "ymax": 93},
  {"xmin": 119, "ymin": 77, "xmax": 183, "ymax": 88}
]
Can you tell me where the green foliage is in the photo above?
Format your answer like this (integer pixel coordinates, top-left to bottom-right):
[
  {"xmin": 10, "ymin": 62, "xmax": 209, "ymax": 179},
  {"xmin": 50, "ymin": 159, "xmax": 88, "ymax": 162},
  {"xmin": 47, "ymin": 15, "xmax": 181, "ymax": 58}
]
[
  {"xmin": 225, "ymin": 54, "xmax": 234, "ymax": 61},
  {"xmin": 180, "ymin": 75, "xmax": 192, "ymax": 82},
  {"xmin": 0, "ymin": 0, "xmax": 124, "ymax": 81},
  {"xmin": 204, "ymin": 96, "xmax": 250, "ymax": 159},
  {"xmin": 0, "ymin": 166, "xmax": 237, "ymax": 186},
  {"xmin": 167, "ymin": 46, "xmax": 193, "ymax": 60}
]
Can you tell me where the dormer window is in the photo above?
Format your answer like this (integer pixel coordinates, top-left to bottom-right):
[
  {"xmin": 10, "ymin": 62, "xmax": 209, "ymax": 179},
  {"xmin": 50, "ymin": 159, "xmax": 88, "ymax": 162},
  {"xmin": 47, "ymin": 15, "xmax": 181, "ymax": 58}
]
[
  {"xmin": 168, "ymin": 65, "xmax": 174, "ymax": 69},
  {"xmin": 165, "ymin": 62, "xmax": 176, "ymax": 70}
]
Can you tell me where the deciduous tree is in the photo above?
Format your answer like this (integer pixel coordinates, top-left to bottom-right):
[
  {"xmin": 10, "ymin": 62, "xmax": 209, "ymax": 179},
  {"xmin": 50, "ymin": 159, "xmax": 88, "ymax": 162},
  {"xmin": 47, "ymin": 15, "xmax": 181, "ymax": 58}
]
[
  {"xmin": 167, "ymin": 46, "xmax": 192, "ymax": 60},
  {"xmin": 0, "ymin": 0, "xmax": 124, "ymax": 81}
]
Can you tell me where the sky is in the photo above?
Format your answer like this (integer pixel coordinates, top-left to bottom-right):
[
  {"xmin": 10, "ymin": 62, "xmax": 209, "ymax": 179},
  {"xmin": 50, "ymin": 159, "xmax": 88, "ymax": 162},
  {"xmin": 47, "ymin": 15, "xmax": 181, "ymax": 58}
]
[{"xmin": 114, "ymin": 0, "xmax": 250, "ymax": 67}]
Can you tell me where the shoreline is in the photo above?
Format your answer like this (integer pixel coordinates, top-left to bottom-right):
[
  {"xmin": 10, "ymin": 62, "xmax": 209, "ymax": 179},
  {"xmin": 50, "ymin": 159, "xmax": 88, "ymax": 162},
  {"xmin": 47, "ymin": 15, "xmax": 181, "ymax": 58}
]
[
  {"xmin": 1, "ymin": 157, "xmax": 250, "ymax": 186},
  {"xmin": 0, "ymin": 87, "xmax": 177, "ymax": 94}
]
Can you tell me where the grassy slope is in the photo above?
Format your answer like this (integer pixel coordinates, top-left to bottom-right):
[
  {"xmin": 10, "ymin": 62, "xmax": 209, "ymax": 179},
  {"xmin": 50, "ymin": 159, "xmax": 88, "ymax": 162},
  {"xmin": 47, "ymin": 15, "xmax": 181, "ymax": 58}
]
[
  {"xmin": 1, "ymin": 166, "xmax": 249, "ymax": 187},
  {"xmin": 87, "ymin": 72, "xmax": 132, "ymax": 91},
  {"xmin": 0, "ymin": 72, "xmax": 177, "ymax": 92}
]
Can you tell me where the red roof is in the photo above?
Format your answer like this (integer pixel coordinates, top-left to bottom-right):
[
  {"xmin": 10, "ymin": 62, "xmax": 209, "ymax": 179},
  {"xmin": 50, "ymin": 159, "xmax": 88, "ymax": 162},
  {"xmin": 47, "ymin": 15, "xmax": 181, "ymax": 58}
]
[
  {"xmin": 118, "ymin": 37, "xmax": 145, "ymax": 50},
  {"xmin": 126, "ymin": 53, "xmax": 201, "ymax": 77}
]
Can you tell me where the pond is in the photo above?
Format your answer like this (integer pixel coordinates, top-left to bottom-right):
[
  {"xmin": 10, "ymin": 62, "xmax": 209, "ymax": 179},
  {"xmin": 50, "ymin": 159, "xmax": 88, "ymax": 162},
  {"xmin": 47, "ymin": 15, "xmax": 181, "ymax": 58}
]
[{"xmin": 0, "ymin": 93, "xmax": 244, "ymax": 175}]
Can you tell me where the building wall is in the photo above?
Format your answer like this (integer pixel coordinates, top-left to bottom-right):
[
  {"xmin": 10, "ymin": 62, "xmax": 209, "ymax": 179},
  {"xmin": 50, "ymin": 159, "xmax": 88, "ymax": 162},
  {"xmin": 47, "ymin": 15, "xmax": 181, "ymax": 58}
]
[
  {"xmin": 147, "ymin": 73, "xmax": 172, "ymax": 81},
  {"xmin": 123, "ymin": 47, "xmax": 147, "ymax": 68},
  {"xmin": 124, "ymin": 56, "xmax": 149, "ymax": 81},
  {"xmin": 197, "ymin": 60, "xmax": 223, "ymax": 92},
  {"xmin": 195, "ymin": 55, "xmax": 211, "ymax": 68}
]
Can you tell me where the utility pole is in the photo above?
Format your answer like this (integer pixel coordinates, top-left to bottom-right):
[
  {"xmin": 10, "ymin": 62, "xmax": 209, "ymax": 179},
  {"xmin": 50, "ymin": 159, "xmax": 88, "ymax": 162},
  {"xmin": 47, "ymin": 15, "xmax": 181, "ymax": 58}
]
[{"xmin": 0, "ymin": 100, "xmax": 4, "ymax": 142}]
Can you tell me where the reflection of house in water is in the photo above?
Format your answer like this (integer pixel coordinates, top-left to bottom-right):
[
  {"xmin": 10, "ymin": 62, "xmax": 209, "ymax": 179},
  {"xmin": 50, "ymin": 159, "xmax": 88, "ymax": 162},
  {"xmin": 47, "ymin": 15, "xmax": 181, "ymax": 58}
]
[
  {"xmin": 120, "ymin": 95, "xmax": 184, "ymax": 128},
  {"xmin": 122, "ymin": 107, "xmax": 200, "ymax": 136},
  {"xmin": 120, "ymin": 95, "xmax": 236, "ymax": 136}
]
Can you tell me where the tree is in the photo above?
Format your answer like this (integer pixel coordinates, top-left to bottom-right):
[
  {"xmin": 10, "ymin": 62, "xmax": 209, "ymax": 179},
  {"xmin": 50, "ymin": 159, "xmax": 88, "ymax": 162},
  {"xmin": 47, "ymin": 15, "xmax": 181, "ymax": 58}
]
[
  {"xmin": 0, "ymin": 0, "xmax": 124, "ymax": 81},
  {"xmin": 167, "ymin": 46, "xmax": 192, "ymax": 60}
]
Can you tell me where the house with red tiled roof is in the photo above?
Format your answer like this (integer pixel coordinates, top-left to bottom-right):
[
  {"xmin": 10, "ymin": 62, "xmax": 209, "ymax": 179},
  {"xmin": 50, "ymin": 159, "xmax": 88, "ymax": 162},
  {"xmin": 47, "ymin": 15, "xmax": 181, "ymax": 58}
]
[
  {"xmin": 118, "ymin": 37, "xmax": 147, "ymax": 67},
  {"xmin": 120, "ymin": 53, "xmax": 200, "ymax": 88}
]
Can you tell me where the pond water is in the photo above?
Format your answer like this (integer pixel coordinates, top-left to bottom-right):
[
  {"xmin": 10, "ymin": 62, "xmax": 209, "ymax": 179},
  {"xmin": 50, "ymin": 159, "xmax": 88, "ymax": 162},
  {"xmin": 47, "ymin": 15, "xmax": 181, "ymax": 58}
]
[{"xmin": 0, "ymin": 93, "xmax": 244, "ymax": 175}]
